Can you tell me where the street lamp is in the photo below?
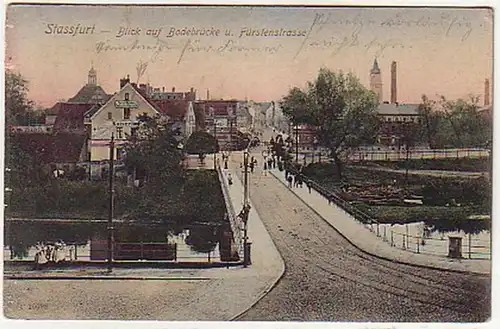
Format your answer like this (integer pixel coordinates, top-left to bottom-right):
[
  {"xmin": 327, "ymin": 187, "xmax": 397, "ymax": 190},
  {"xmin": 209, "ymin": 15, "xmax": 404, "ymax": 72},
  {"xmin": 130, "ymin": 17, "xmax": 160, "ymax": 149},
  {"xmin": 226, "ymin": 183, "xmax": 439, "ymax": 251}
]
[{"xmin": 241, "ymin": 151, "xmax": 251, "ymax": 267}]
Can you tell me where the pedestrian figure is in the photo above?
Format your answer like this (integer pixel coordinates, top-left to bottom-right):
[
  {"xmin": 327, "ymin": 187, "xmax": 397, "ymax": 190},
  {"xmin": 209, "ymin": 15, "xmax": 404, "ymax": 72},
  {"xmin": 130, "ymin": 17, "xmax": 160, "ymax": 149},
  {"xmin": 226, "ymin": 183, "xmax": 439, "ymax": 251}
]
[
  {"xmin": 306, "ymin": 180, "xmax": 312, "ymax": 193},
  {"xmin": 224, "ymin": 160, "xmax": 228, "ymax": 170},
  {"xmin": 293, "ymin": 175, "xmax": 298, "ymax": 188},
  {"xmin": 267, "ymin": 158, "xmax": 272, "ymax": 170},
  {"xmin": 228, "ymin": 173, "xmax": 233, "ymax": 186},
  {"xmin": 287, "ymin": 175, "xmax": 293, "ymax": 188},
  {"xmin": 250, "ymin": 161, "xmax": 255, "ymax": 173},
  {"xmin": 298, "ymin": 175, "xmax": 303, "ymax": 188},
  {"xmin": 272, "ymin": 157, "xmax": 276, "ymax": 169}
]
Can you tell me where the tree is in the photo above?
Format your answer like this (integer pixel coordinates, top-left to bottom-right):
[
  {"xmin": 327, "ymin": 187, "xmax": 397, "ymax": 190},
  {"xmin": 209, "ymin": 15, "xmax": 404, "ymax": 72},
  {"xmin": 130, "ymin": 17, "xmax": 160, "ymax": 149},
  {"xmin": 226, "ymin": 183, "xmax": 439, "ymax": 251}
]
[
  {"xmin": 184, "ymin": 131, "xmax": 219, "ymax": 160},
  {"xmin": 281, "ymin": 68, "xmax": 380, "ymax": 179},
  {"xmin": 122, "ymin": 113, "xmax": 184, "ymax": 190},
  {"xmin": 419, "ymin": 94, "xmax": 492, "ymax": 149},
  {"xmin": 5, "ymin": 70, "xmax": 35, "ymax": 126}
]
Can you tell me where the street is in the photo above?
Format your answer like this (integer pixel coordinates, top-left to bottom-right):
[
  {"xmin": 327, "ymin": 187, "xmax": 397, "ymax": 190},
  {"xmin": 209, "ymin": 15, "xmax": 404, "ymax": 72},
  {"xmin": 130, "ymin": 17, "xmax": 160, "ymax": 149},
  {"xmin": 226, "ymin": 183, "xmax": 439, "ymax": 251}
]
[{"xmin": 232, "ymin": 139, "xmax": 490, "ymax": 322}]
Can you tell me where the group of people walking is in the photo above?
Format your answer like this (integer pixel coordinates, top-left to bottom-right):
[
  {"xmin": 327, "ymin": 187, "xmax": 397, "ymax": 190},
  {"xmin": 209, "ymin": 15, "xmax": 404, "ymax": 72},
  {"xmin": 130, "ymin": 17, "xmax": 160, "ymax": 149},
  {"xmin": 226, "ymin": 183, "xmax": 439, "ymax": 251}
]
[{"xmin": 285, "ymin": 170, "xmax": 312, "ymax": 193}]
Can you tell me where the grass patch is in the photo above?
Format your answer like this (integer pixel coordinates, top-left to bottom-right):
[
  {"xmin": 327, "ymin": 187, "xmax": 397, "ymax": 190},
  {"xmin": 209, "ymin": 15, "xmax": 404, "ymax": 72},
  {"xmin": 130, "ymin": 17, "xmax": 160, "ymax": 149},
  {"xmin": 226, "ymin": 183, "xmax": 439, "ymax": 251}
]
[{"xmin": 303, "ymin": 162, "xmax": 491, "ymax": 231}]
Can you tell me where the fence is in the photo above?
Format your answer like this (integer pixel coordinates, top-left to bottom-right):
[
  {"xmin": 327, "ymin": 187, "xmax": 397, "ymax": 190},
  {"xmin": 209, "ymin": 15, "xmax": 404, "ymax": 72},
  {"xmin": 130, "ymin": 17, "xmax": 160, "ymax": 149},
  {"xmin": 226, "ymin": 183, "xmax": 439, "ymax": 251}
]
[
  {"xmin": 350, "ymin": 148, "xmax": 490, "ymax": 162},
  {"xmin": 4, "ymin": 241, "xmax": 225, "ymax": 263},
  {"xmin": 289, "ymin": 167, "xmax": 491, "ymax": 260}
]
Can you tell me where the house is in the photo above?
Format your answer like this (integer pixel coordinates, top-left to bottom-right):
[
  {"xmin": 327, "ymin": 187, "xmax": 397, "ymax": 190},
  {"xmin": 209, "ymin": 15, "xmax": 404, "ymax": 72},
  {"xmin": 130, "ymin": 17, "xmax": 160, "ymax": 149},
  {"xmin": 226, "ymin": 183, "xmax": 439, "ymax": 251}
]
[
  {"xmin": 10, "ymin": 132, "xmax": 88, "ymax": 175},
  {"xmin": 86, "ymin": 76, "xmax": 194, "ymax": 163},
  {"xmin": 51, "ymin": 102, "xmax": 96, "ymax": 134},
  {"xmin": 376, "ymin": 102, "xmax": 422, "ymax": 146},
  {"xmin": 197, "ymin": 100, "xmax": 239, "ymax": 150}
]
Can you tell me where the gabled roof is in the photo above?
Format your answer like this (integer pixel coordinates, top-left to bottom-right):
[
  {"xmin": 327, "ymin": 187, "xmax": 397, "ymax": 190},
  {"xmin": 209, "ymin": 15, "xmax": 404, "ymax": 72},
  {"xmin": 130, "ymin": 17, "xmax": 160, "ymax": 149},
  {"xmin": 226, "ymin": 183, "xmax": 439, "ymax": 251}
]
[
  {"xmin": 377, "ymin": 103, "xmax": 420, "ymax": 116},
  {"xmin": 11, "ymin": 132, "xmax": 87, "ymax": 164},
  {"xmin": 68, "ymin": 84, "xmax": 112, "ymax": 104},
  {"xmin": 151, "ymin": 99, "xmax": 191, "ymax": 120},
  {"xmin": 52, "ymin": 103, "xmax": 94, "ymax": 131},
  {"xmin": 89, "ymin": 83, "xmax": 159, "ymax": 121}
]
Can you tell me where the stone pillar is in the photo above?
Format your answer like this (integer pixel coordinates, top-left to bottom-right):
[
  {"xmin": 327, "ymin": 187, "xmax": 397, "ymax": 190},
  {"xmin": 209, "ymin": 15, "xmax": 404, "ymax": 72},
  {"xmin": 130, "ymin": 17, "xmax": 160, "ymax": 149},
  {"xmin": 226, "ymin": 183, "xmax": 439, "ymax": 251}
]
[{"xmin": 448, "ymin": 236, "xmax": 463, "ymax": 258}]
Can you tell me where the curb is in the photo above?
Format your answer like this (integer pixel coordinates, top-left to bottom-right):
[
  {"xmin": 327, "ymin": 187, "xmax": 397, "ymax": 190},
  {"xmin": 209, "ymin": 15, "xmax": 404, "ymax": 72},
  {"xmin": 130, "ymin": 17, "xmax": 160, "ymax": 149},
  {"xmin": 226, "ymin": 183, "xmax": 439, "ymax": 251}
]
[
  {"xmin": 269, "ymin": 170, "xmax": 490, "ymax": 277},
  {"xmin": 4, "ymin": 275, "xmax": 212, "ymax": 281},
  {"xmin": 228, "ymin": 169, "xmax": 287, "ymax": 321}
]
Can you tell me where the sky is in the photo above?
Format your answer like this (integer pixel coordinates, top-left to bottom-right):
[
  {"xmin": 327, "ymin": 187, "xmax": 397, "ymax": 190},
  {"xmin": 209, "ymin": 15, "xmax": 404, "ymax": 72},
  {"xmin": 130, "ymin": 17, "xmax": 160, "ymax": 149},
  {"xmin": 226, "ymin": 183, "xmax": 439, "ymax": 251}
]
[{"xmin": 5, "ymin": 5, "xmax": 494, "ymax": 108}]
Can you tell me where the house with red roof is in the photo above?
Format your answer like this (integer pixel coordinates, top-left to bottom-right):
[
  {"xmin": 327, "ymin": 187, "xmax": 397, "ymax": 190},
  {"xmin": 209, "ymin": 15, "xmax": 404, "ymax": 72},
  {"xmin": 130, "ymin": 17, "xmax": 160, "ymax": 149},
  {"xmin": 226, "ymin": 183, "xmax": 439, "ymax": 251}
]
[
  {"xmin": 10, "ymin": 132, "xmax": 88, "ymax": 175},
  {"xmin": 196, "ymin": 100, "xmax": 239, "ymax": 150},
  {"xmin": 86, "ymin": 75, "xmax": 195, "ymax": 163}
]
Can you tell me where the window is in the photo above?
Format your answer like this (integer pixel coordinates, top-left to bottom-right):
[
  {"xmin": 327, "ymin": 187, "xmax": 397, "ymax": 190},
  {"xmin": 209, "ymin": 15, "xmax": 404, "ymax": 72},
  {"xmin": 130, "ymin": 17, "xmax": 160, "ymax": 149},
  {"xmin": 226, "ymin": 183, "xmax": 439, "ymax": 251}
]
[
  {"xmin": 124, "ymin": 108, "xmax": 131, "ymax": 120},
  {"xmin": 387, "ymin": 117, "xmax": 392, "ymax": 122},
  {"xmin": 107, "ymin": 112, "xmax": 112, "ymax": 120},
  {"xmin": 116, "ymin": 127, "xmax": 123, "ymax": 139},
  {"xmin": 124, "ymin": 93, "xmax": 130, "ymax": 101}
]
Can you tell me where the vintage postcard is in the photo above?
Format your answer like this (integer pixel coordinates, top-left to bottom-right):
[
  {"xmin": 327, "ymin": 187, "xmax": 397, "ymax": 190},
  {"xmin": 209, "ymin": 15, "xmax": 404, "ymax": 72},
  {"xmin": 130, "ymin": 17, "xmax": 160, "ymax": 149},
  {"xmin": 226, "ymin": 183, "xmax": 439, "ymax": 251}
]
[{"xmin": 2, "ymin": 1, "xmax": 495, "ymax": 327}]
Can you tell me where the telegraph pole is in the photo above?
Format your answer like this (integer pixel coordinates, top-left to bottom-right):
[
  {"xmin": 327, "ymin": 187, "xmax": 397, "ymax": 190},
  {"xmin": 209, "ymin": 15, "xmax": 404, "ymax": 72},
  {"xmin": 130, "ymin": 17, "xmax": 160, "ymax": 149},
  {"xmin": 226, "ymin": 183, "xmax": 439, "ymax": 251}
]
[
  {"xmin": 213, "ymin": 120, "xmax": 217, "ymax": 169},
  {"xmin": 295, "ymin": 124, "xmax": 299, "ymax": 163},
  {"xmin": 107, "ymin": 132, "xmax": 115, "ymax": 273}
]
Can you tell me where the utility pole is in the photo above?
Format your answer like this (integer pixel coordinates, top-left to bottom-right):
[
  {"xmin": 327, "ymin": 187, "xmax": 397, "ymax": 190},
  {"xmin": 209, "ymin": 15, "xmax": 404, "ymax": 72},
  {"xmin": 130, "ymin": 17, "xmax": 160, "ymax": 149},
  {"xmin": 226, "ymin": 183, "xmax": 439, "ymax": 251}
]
[
  {"xmin": 107, "ymin": 132, "xmax": 115, "ymax": 273},
  {"xmin": 295, "ymin": 124, "xmax": 299, "ymax": 163},
  {"xmin": 213, "ymin": 118, "xmax": 217, "ymax": 169}
]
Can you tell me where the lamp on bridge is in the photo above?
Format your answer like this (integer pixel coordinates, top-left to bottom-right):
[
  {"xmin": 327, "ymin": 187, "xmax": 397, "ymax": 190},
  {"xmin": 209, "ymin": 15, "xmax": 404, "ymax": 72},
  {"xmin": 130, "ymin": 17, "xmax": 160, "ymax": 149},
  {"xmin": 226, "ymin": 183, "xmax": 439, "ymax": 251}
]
[{"xmin": 241, "ymin": 150, "xmax": 252, "ymax": 267}]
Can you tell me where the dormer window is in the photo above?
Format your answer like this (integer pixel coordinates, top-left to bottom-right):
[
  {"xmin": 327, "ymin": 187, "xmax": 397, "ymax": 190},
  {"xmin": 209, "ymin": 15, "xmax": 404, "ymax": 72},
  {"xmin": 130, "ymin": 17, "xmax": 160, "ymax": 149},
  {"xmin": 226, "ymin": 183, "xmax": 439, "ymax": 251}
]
[
  {"xmin": 125, "ymin": 93, "xmax": 130, "ymax": 101},
  {"xmin": 107, "ymin": 112, "xmax": 112, "ymax": 120}
]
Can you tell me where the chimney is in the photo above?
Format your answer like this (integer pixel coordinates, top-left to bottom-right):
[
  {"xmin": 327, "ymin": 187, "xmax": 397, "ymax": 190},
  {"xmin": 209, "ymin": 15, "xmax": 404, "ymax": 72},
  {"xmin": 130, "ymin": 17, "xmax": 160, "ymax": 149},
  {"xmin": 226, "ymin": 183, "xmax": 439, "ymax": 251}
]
[
  {"xmin": 485, "ymin": 79, "xmax": 490, "ymax": 107},
  {"xmin": 207, "ymin": 89, "xmax": 210, "ymax": 100},
  {"xmin": 162, "ymin": 87, "xmax": 165, "ymax": 92},
  {"xmin": 172, "ymin": 86, "xmax": 176, "ymax": 92},
  {"xmin": 120, "ymin": 75, "xmax": 131, "ymax": 89},
  {"xmin": 391, "ymin": 61, "xmax": 397, "ymax": 104},
  {"xmin": 190, "ymin": 87, "xmax": 194, "ymax": 93}
]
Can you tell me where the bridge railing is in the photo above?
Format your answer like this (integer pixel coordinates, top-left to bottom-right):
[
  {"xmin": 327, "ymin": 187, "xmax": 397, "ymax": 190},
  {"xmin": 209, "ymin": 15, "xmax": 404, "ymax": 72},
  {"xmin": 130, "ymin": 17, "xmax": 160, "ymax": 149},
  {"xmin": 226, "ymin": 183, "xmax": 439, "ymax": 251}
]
[
  {"xmin": 285, "ymin": 167, "xmax": 490, "ymax": 260},
  {"xmin": 216, "ymin": 164, "xmax": 244, "ymax": 257}
]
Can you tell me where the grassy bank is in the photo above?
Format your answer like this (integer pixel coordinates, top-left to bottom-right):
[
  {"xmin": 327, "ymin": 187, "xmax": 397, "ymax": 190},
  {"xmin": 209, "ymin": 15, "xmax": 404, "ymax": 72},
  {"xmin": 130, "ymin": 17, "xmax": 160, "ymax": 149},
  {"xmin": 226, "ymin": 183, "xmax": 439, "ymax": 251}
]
[
  {"xmin": 7, "ymin": 170, "xmax": 227, "ymax": 227},
  {"xmin": 303, "ymin": 162, "xmax": 491, "ymax": 231}
]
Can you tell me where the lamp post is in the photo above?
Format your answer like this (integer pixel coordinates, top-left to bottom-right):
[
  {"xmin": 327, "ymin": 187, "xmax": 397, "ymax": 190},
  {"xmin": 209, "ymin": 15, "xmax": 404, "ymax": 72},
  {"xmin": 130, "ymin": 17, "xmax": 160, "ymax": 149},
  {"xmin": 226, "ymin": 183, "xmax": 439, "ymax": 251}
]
[
  {"xmin": 242, "ymin": 151, "xmax": 251, "ymax": 267},
  {"xmin": 107, "ymin": 132, "xmax": 115, "ymax": 273}
]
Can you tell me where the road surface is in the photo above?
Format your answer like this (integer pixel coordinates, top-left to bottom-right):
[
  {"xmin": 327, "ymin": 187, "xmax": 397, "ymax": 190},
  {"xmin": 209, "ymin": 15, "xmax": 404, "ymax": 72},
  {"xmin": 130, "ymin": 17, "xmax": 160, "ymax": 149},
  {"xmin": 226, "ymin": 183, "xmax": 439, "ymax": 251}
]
[{"xmin": 233, "ymin": 141, "xmax": 490, "ymax": 322}]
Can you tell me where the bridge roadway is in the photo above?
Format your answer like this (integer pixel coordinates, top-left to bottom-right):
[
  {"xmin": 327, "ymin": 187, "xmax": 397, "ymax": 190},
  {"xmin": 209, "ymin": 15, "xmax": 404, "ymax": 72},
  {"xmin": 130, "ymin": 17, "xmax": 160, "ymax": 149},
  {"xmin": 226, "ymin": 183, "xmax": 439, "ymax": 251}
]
[{"xmin": 231, "ymin": 144, "xmax": 490, "ymax": 322}]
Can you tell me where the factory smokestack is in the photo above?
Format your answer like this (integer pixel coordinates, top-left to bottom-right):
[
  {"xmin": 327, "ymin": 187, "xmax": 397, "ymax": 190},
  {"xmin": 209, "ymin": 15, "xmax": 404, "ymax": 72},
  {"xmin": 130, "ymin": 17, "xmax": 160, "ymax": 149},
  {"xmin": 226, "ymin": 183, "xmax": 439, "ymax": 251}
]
[
  {"xmin": 206, "ymin": 89, "xmax": 210, "ymax": 100},
  {"xmin": 484, "ymin": 79, "xmax": 490, "ymax": 107},
  {"xmin": 391, "ymin": 61, "xmax": 397, "ymax": 104}
]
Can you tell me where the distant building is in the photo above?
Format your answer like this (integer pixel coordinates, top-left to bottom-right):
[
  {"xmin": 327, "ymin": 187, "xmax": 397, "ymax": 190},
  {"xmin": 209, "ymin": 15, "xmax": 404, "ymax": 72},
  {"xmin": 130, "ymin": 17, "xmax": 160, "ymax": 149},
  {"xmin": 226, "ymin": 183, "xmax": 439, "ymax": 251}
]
[
  {"xmin": 67, "ymin": 64, "xmax": 112, "ymax": 104},
  {"xmin": 196, "ymin": 100, "xmax": 239, "ymax": 150},
  {"xmin": 150, "ymin": 86, "xmax": 196, "ymax": 101},
  {"xmin": 370, "ymin": 59, "xmax": 383, "ymax": 103},
  {"xmin": 377, "ymin": 102, "xmax": 421, "ymax": 146}
]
